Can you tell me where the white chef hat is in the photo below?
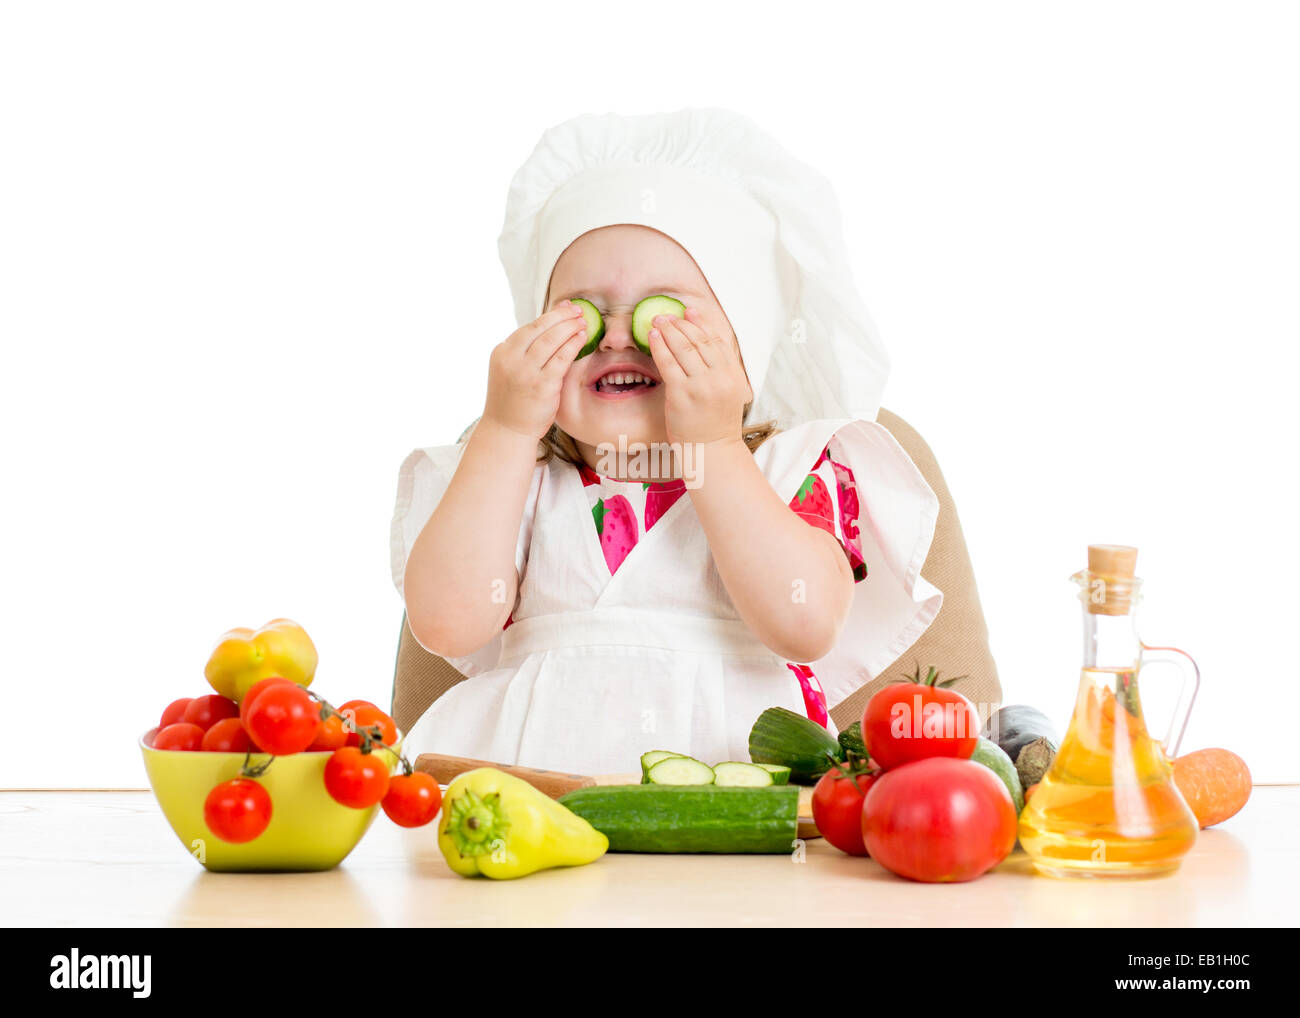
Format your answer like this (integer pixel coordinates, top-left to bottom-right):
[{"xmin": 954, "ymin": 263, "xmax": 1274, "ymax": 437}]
[{"xmin": 497, "ymin": 107, "xmax": 892, "ymax": 431}]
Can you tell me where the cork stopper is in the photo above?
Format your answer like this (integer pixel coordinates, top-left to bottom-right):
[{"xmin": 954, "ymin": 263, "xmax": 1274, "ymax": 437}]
[
  {"xmin": 1072, "ymin": 544, "xmax": 1141, "ymax": 615},
  {"xmin": 1088, "ymin": 544, "xmax": 1137, "ymax": 579}
]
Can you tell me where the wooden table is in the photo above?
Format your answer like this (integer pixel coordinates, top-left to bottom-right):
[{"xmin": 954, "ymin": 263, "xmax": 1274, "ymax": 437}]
[{"xmin": 1, "ymin": 787, "xmax": 1294, "ymax": 927}]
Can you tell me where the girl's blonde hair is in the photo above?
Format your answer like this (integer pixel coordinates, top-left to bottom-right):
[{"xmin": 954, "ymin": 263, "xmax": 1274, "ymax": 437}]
[{"xmin": 536, "ymin": 409, "xmax": 780, "ymax": 466}]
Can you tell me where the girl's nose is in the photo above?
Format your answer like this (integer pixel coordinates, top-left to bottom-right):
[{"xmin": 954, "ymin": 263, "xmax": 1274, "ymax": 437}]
[{"xmin": 597, "ymin": 313, "xmax": 642, "ymax": 354}]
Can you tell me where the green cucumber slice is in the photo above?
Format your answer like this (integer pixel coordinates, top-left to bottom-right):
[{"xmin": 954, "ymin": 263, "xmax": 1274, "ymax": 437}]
[
  {"xmin": 713, "ymin": 762, "xmax": 775, "ymax": 787},
  {"xmin": 639, "ymin": 750, "xmax": 685, "ymax": 783},
  {"xmin": 630, "ymin": 295, "xmax": 685, "ymax": 353},
  {"xmin": 571, "ymin": 298, "xmax": 605, "ymax": 359},
  {"xmin": 753, "ymin": 763, "xmax": 792, "ymax": 785},
  {"xmin": 646, "ymin": 756, "xmax": 714, "ymax": 786}
]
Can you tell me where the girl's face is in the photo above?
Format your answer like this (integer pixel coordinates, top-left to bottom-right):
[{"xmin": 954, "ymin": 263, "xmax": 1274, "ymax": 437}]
[{"xmin": 546, "ymin": 224, "xmax": 746, "ymax": 474}]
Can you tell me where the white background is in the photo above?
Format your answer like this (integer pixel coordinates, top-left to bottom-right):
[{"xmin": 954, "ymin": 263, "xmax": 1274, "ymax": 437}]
[{"xmin": 2, "ymin": 1, "xmax": 1296, "ymax": 787}]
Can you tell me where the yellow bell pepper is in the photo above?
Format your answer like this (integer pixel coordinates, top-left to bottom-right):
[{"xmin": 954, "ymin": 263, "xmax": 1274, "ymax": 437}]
[
  {"xmin": 203, "ymin": 618, "xmax": 318, "ymax": 702},
  {"xmin": 438, "ymin": 768, "xmax": 608, "ymax": 879}
]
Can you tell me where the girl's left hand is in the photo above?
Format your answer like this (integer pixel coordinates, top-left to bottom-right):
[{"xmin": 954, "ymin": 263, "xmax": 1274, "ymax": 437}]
[{"xmin": 646, "ymin": 306, "xmax": 753, "ymax": 447}]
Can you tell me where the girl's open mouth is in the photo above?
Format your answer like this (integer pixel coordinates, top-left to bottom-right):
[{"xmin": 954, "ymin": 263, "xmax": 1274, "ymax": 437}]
[{"xmin": 589, "ymin": 367, "xmax": 660, "ymax": 399}]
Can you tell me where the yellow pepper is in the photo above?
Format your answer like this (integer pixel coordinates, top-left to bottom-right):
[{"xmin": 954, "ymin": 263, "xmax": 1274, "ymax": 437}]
[
  {"xmin": 203, "ymin": 618, "xmax": 318, "ymax": 702},
  {"xmin": 438, "ymin": 768, "xmax": 608, "ymax": 879}
]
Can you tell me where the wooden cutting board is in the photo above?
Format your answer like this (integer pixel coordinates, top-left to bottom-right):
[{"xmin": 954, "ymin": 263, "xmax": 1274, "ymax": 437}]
[{"xmin": 413, "ymin": 754, "xmax": 820, "ymax": 838}]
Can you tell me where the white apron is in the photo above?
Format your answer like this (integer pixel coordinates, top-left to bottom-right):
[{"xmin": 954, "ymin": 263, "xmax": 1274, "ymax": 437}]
[{"xmin": 391, "ymin": 418, "xmax": 943, "ymax": 775}]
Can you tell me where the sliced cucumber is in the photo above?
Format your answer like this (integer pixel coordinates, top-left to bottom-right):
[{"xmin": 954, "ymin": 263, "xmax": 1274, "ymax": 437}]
[
  {"xmin": 646, "ymin": 756, "xmax": 714, "ymax": 786},
  {"xmin": 571, "ymin": 298, "xmax": 605, "ymax": 359},
  {"xmin": 630, "ymin": 295, "xmax": 685, "ymax": 353},
  {"xmin": 713, "ymin": 762, "xmax": 775, "ymax": 787},
  {"xmin": 639, "ymin": 750, "xmax": 685, "ymax": 783},
  {"xmin": 753, "ymin": 763, "xmax": 792, "ymax": 785}
]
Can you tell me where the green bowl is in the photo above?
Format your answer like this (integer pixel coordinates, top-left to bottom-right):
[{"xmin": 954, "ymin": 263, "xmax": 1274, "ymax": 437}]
[{"xmin": 140, "ymin": 727, "xmax": 401, "ymax": 872}]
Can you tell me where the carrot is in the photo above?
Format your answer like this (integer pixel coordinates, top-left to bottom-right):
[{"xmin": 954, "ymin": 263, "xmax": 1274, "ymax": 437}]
[
  {"xmin": 1173, "ymin": 748, "xmax": 1252, "ymax": 828},
  {"xmin": 1024, "ymin": 782, "xmax": 1039, "ymax": 801}
]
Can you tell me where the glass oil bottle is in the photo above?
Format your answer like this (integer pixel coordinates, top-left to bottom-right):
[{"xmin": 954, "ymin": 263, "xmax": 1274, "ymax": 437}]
[{"xmin": 1018, "ymin": 544, "xmax": 1201, "ymax": 878}]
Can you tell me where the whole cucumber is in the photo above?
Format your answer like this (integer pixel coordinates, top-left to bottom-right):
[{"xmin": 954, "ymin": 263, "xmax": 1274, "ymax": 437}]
[{"xmin": 558, "ymin": 784, "xmax": 799, "ymax": 854}]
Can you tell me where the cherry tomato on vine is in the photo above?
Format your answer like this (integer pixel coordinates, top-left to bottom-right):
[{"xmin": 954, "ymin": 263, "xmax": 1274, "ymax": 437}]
[
  {"xmin": 381, "ymin": 771, "xmax": 442, "ymax": 827},
  {"xmin": 200, "ymin": 717, "xmax": 255, "ymax": 753},
  {"xmin": 307, "ymin": 712, "xmax": 349, "ymax": 751},
  {"xmin": 861, "ymin": 666, "xmax": 979, "ymax": 770},
  {"xmin": 244, "ymin": 684, "xmax": 321, "ymax": 756},
  {"xmin": 159, "ymin": 698, "xmax": 194, "ymax": 728},
  {"xmin": 152, "ymin": 722, "xmax": 205, "ymax": 751},
  {"xmin": 238, "ymin": 676, "xmax": 296, "ymax": 726},
  {"xmin": 204, "ymin": 778, "xmax": 272, "ymax": 843},
  {"xmin": 342, "ymin": 703, "xmax": 397, "ymax": 748},
  {"xmin": 812, "ymin": 761, "xmax": 879, "ymax": 856},
  {"xmin": 324, "ymin": 747, "xmax": 391, "ymax": 808},
  {"xmin": 183, "ymin": 694, "xmax": 239, "ymax": 732}
]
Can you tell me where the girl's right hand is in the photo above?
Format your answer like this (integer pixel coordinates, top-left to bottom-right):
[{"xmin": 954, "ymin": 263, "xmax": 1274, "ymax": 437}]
[{"xmin": 482, "ymin": 301, "xmax": 589, "ymax": 440}]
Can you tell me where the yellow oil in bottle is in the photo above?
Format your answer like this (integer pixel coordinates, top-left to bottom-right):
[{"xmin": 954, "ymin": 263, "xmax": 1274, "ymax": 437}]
[
  {"xmin": 1018, "ymin": 668, "xmax": 1197, "ymax": 877},
  {"xmin": 1019, "ymin": 545, "xmax": 1201, "ymax": 879}
]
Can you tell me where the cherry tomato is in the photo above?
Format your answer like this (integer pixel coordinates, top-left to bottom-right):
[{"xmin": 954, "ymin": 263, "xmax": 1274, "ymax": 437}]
[
  {"xmin": 182, "ymin": 694, "xmax": 240, "ymax": 732},
  {"xmin": 343, "ymin": 704, "xmax": 397, "ymax": 748},
  {"xmin": 812, "ymin": 763, "xmax": 878, "ymax": 856},
  {"xmin": 238, "ymin": 676, "xmax": 296, "ymax": 726},
  {"xmin": 862, "ymin": 757, "xmax": 1017, "ymax": 882},
  {"xmin": 152, "ymin": 722, "xmax": 205, "ymax": 751},
  {"xmin": 324, "ymin": 747, "xmax": 391, "ymax": 808},
  {"xmin": 244, "ymin": 684, "xmax": 321, "ymax": 755},
  {"xmin": 861, "ymin": 669, "xmax": 979, "ymax": 770},
  {"xmin": 200, "ymin": 717, "xmax": 255, "ymax": 753},
  {"xmin": 203, "ymin": 779, "xmax": 272, "ymax": 843},
  {"xmin": 307, "ymin": 712, "xmax": 349, "ymax": 751},
  {"xmin": 159, "ymin": 698, "xmax": 194, "ymax": 728},
  {"xmin": 381, "ymin": 772, "xmax": 443, "ymax": 827}
]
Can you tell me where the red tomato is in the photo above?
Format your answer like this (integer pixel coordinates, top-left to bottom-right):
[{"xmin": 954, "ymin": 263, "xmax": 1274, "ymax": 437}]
[
  {"xmin": 182, "ymin": 694, "xmax": 240, "ymax": 732},
  {"xmin": 381, "ymin": 772, "xmax": 443, "ymax": 827},
  {"xmin": 812, "ymin": 764, "xmax": 878, "ymax": 856},
  {"xmin": 861, "ymin": 673, "xmax": 979, "ymax": 770},
  {"xmin": 324, "ymin": 747, "xmax": 391, "ymax": 808},
  {"xmin": 200, "ymin": 717, "xmax": 255, "ymax": 753},
  {"xmin": 159, "ymin": 697, "xmax": 194, "ymax": 728},
  {"xmin": 238, "ymin": 676, "xmax": 296, "ymax": 726},
  {"xmin": 343, "ymin": 704, "xmax": 397, "ymax": 748},
  {"xmin": 307, "ymin": 712, "xmax": 349, "ymax": 752},
  {"xmin": 244, "ymin": 684, "xmax": 321, "ymax": 755},
  {"xmin": 203, "ymin": 779, "xmax": 272, "ymax": 843},
  {"xmin": 152, "ymin": 722, "xmax": 205, "ymax": 751},
  {"xmin": 862, "ymin": 757, "xmax": 1017, "ymax": 883}
]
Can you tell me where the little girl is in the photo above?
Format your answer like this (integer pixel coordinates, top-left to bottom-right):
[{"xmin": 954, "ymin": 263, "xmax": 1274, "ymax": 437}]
[{"xmin": 390, "ymin": 109, "xmax": 944, "ymax": 775}]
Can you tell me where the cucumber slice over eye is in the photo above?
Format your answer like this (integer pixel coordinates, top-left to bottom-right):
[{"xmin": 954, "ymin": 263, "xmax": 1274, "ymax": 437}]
[
  {"xmin": 570, "ymin": 298, "xmax": 605, "ymax": 359},
  {"xmin": 631, "ymin": 295, "xmax": 685, "ymax": 354}
]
